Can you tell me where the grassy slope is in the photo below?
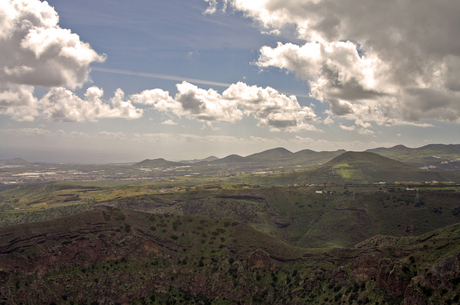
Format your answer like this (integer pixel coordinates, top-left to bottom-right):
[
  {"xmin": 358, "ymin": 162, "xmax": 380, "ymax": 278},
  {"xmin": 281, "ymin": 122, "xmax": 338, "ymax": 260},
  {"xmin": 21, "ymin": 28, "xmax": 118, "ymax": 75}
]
[
  {"xmin": 0, "ymin": 208, "xmax": 308, "ymax": 262},
  {"xmin": 367, "ymin": 144, "xmax": 460, "ymax": 167},
  {"xmin": 226, "ymin": 151, "xmax": 458, "ymax": 186},
  {"xmin": 2, "ymin": 181, "xmax": 460, "ymax": 249}
]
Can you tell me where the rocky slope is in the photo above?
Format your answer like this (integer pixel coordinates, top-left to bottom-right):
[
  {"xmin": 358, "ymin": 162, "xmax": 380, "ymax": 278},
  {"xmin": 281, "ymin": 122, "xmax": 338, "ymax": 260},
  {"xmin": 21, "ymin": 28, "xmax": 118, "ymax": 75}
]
[{"xmin": 0, "ymin": 209, "xmax": 459, "ymax": 304}]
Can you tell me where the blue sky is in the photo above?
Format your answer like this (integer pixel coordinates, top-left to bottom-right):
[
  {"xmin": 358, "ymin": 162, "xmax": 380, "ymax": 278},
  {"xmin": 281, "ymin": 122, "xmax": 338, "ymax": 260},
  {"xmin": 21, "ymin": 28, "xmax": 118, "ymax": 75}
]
[{"xmin": 1, "ymin": 0, "xmax": 460, "ymax": 163}]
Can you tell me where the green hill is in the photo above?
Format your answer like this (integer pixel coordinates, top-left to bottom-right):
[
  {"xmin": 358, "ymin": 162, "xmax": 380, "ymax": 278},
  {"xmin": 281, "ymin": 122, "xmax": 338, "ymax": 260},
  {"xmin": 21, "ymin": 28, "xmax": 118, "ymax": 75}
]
[
  {"xmin": 212, "ymin": 154, "xmax": 245, "ymax": 163},
  {"xmin": 136, "ymin": 158, "xmax": 186, "ymax": 168},
  {"xmin": 238, "ymin": 151, "xmax": 456, "ymax": 186},
  {"xmin": 0, "ymin": 158, "xmax": 29, "ymax": 165},
  {"xmin": 245, "ymin": 147, "xmax": 293, "ymax": 160},
  {"xmin": 322, "ymin": 151, "xmax": 447, "ymax": 183},
  {"xmin": 89, "ymin": 183, "xmax": 460, "ymax": 249},
  {"xmin": 367, "ymin": 143, "xmax": 460, "ymax": 169}
]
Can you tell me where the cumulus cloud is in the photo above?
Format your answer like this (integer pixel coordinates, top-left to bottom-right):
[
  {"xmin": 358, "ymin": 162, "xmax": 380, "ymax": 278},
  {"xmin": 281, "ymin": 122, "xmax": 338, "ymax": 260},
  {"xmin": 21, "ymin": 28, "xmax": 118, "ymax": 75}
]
[
  {"xmin": 0, "ymin": 83, "xmax": 38, "ymax": 121},
  {"xmin": 1, "ymin": 128, "xmax": 132, "ymax": 141},
  {"xmin": 339, "ymin": 124, "xmax": 355, "ymax": 131},
  {"xmin": 0, "ymin": 0, "xmax": 105, "ymax": 88},
  {"xmin": 0, "ymin": 0, "xmax": 106, "ymax": 121},
  {"xmin": 98, "ymin": 131, "xmax": 128, "ymax": 141},
  {"xmin": 292, "ymin": 135, "xmax": 314, "ymax": 144},
  {"xmin": 323, "ymin": 116, "xmax": 334, "ymax": 125},
  {"xmin": 209, "ymin": 0, "xmax": 460, "ymax": 127},
  {"xmin": 359, "ymin": 129, "xmax": 374, "ymax": 136},
  {"xmin": 222, "ymin": 82, "xmax": 316, "ymax": 131},
  {"xmin": 0, "ymin": 127, "xmax": 50, "ymax": 137},
  {"xmin": 133, "ymin": 82, "xmax": 242, "ymax": 123},
  {"xmin": 162, "ymin": 119, "xmax": 178, "ymax": 125},
  {"xmin": 132, "ymin": 81, "xmax": 317, "ymax": 131},
  {"xmin": 40, "ymin": 87, "xmax": 143, "ymax": 122}
]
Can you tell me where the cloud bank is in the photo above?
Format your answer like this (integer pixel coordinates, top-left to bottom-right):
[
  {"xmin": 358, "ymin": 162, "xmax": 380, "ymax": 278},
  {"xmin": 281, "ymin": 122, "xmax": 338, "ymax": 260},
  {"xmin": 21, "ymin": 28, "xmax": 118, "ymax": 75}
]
[
  {"xmin": 0, "ymin": 0, "xmax": 315, "ymax": 131},
  {"xmin": 40, "ymin": 87, "xmax": 143, "ymax": 122},
  {"xmin": 132, "ymin": 81, "xmax": 317, "ymax": 132},
  {"xmin": 207, "ymin": 0, "xmax": 460, "ymax": 128}
]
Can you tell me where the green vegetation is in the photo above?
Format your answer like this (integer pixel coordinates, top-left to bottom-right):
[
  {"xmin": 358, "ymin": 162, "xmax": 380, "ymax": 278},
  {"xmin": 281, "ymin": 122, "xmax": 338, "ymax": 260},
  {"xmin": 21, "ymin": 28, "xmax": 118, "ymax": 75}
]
[
  {"xmin": 368, "ymin": 144, "xmax": 460, "ymax": 168},
  {"xmin": 1, "ymin": 147, "xmax": 460, "ymax": 303},
  {"xmin": 1, "ymin": 179, "xmax": 460, "ymax": 249},
  {"xmin": 0, "ymin": 209, "xmax": 459, "ymax": 304}
]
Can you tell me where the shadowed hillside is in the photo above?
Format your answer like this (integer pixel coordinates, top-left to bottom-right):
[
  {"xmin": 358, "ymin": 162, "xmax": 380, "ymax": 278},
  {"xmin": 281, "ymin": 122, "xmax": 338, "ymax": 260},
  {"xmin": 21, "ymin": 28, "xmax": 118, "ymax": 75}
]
[{"xmin": 0, "ymin": 209, "xmax": 459, "ymax": 304}]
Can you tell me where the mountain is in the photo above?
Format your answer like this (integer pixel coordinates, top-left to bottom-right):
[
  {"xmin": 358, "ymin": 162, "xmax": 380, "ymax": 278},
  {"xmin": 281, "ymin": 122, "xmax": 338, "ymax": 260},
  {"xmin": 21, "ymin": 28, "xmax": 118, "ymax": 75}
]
[
  {"xmin": 132, "ymin": 144, "xmax": 460, "ymax": 176},
  {"xmin": 307, "ymin": 151, "xmax": 451, "ymax": 183},
  {"xmin": 135, "ymin": 158, "xmax": 186, "ymax": 168},
  {"xmin": 323, "ymin": 151, "xmax": 433, "ymax": 182},
  {"xmin": 180, "ymin": 156, "xmax": 219, "ymax": 164},
  {"xmin": 245, "ymin": 147, "xmax": 293, "ymax": 160},
  {"xmin": 212, "ymin": 154, "xmax": 245, "ymax": 163},
  {"xmin": 0, "ymin": 158, "xmax": 29, "ymax": 165},
  {"xmin": 187, "ymin": 148, "xmax": 346, "ymax": 176},
  {"xmin": 234, "ymin": 151, "xmax": 457, "ymax": 186},
  {"xmin": 367, "ymin": 144, "xmax": 460, "ymax": 170},
  {"xmin": 0, "ymin": 208, "xmax": 459, "ymax": 304}
]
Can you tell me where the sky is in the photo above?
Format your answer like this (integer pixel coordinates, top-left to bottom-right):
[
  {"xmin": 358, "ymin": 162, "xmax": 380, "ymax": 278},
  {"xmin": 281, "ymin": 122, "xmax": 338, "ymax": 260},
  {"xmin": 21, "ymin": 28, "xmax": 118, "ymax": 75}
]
[{"xmin": 1, "ymin": 0, "xmax": 460, "ymax": 163}]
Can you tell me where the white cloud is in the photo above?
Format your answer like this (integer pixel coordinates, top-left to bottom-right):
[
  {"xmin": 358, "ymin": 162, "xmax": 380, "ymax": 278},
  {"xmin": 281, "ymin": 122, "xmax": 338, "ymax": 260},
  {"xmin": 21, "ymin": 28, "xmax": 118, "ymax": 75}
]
[
  {"xmin": 0, "ymin": 0, "xmax": 105, "ymax": 89},
  {"xmin": 132, "ymin": 81, "xmax": 317, "ymax": 132},
  {"xmin": 323, "ymin": 116, "xmax": 334, "ymax": 125},
  {"xmin": 0, "ymin": 84, "xmax": 38, "ymax": 121},
  {"xmin": 358, "ymin": 129, "xmax": 374, "ymax": 136},
  {"xmin": 175, "ymin": 82, "xmax": 242, "ymax": 123},
  {"xmin": 340, "ymin": 124, "xmax": 355, "ymax": 131},
  {"xmin": 292, "ymin": 135, "xmax": 314, "ymax": 144},
  {"xmin": 0, "ymin": 127, "xmax": 50, "ymax": 137},
  {"xmin": 0, "ymin": 0, "xmax": 105, "ymax": 121},
  {"xmin": 210, "ymin": 0, "xmax": 460, "ymax": 126},
  {"xmin": 98, "ymin": 131, "xmax": 128, "ymax": 141},
  {"xmin": 39, "ymin": 87, "xmax": 143, "ymax": 122},
  {"xmin": 223, "ymin": 82, "xmax": 317, "ymax": 132},
  {"xmin": 56, "ymin": 130, "xmax": 92, "ymax": 139},
  {"xmin": 2, "ymin": 128, "xmax": 129, "ymax": 141},
  {"xmin": 162, "ymin": 119, "xmax": 178, "ymax": 125},
  {"xmin": 132, "ymin": 82, "xmax": 242, "ymax": 123}
]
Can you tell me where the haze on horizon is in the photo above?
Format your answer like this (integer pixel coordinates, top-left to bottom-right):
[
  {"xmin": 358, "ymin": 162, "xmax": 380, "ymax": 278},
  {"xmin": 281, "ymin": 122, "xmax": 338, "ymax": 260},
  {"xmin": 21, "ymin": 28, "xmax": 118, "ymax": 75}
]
[{"xmin": 1, "ymin": 0, "xmax": 460, "ymax": 164}]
